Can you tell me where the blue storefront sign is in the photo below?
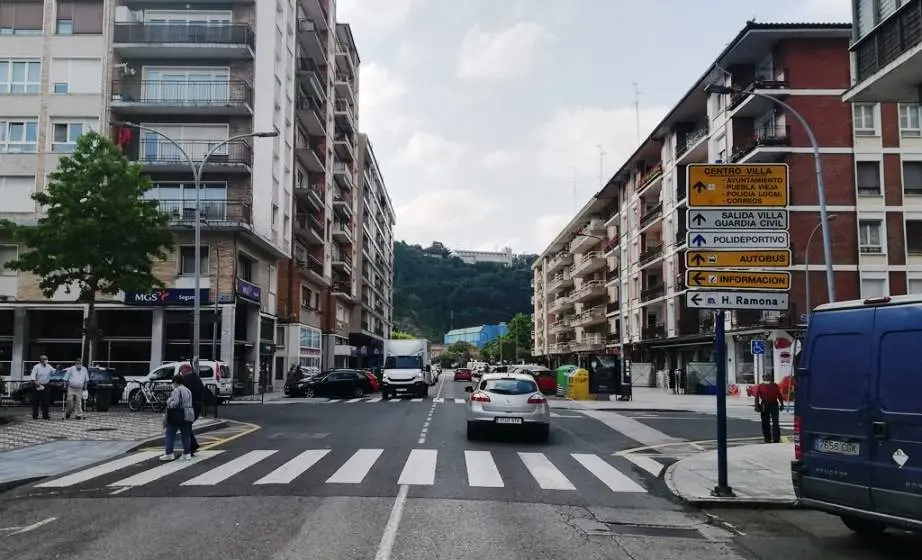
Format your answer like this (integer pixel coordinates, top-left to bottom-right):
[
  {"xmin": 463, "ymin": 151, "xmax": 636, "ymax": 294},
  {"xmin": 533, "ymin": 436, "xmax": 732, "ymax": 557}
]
[
  {"xmin": 236, "ymin": 278, "xmax": 261, "ymax": 303},
  {"xmin": 124, "ymin": 289, "xmax": 210, "ymax": 306}
]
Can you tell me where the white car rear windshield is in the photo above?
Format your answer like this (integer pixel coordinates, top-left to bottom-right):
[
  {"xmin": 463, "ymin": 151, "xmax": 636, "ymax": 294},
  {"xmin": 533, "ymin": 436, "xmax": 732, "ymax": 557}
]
[{"xmin": 482, "ymin": 379, "xmax": 537, "ymax": 395}]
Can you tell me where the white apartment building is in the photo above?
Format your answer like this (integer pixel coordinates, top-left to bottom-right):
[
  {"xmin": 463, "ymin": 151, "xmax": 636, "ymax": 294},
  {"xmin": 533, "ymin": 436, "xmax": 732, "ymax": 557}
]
[{"xmin": 451, "ymin": 247, "xmax": 515, "ymax": 266}]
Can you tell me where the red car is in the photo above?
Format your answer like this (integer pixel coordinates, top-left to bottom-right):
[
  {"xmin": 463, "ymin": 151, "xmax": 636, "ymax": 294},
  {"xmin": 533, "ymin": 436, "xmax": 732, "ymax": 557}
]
[
  {"xmin": 454, "ymin": 368, "xmax": 473, "ymax": 381},
  {"xmin": 363, "ymin": 370, "xmax": 380, "ymax": 392}
]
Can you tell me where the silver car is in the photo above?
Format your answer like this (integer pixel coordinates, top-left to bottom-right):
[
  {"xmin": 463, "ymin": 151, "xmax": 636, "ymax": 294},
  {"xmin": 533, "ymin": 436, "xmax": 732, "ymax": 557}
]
[{"xmin": 465, "ymin": 372, "xmax": 551, "ymax": 442}]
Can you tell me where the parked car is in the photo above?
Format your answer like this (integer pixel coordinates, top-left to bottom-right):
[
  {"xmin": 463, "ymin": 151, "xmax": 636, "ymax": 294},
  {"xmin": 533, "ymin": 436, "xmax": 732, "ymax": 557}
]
[
  {"xmin": 512, "ymin": 365, "xmax": 557, "ymax": 395},
  {"xmin": 362, "ymin": 370, "xmax": 380, "ymax": 392},
  {"xmin": 454, "ymin": 368, "xmax": 473, "ymax": 382},
  {"xmin": 465, "ymin": 372, "xmax": 550, "ymax": 442},
  {"xmin": 299, "ymin": 369, "xmax": 376, "ymax": 398},
  {"xmin": 125, "ymin": 360, "xmax": 231, "ymax": 404},
  {"xmin": 11, "ymin": 367, "xmax": 127, "ymax": 406}
]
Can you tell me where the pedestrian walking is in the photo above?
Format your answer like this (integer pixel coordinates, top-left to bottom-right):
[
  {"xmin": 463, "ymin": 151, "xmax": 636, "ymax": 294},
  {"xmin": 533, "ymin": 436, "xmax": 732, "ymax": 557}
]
[
  {"xmin": 30, "ymin": 355, "xmax": 54, "ymax": 420},
  {"xmin": 179, "ymin": 364, "xmax": 205, "ymax": 455},
  {"xmin": 161, "ymin": 374, "xmax": 194, "ymax": 461},
  {"xmin": 63, "ymin": 358, "xmax": 89, "ymax": 420},
  {"xmin": 753, "ymin": 372, "xmax": 785, "ymax": 443}
]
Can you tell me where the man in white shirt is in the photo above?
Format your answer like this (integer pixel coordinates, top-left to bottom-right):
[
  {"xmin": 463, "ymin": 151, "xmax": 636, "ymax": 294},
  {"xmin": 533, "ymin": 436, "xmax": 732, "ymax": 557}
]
[
  {"xmin": 31, "ymin": 355, "xmax": 55, "ymax": 420},
  {"xmin": 64, "ymin": 358, "xmax": 89, "ymax": 420}
]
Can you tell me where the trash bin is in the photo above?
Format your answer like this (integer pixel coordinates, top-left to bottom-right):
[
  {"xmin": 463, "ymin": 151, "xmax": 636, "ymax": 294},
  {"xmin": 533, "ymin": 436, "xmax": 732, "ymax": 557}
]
[
  {"xmin": 556, "ymin": 365, "xmax": 576, "ymax": 397},
  {"xmin": 565, "ymin": 369, "xmax": 590, "ymax": 400},
  {"xmin": 94, "ymin": 384, "xmax": 113, "ymax": 412}
]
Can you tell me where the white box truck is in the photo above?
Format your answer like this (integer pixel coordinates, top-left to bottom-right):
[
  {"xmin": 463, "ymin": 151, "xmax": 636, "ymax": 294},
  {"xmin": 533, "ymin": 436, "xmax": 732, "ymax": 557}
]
[{"xmin": 382, "ymin": 339, "xmax": 431, "ymax": 399}]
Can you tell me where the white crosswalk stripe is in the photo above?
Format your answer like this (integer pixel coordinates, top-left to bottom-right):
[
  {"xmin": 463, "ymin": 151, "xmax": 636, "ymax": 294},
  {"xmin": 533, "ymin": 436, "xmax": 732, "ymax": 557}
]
[
  {"xmin": 622, "ymin": 454, "xmax": 666, "ymax": 478},
  {"xmin": 34, "ymin": 448, "xmax": 653, "ymax": 497},
  {"xmin": 279, "ymin": 396, "xmax": 484, "ymax": 404},
  {"xmin": 433, "ymin": 398, "xmax": 445, "ymax": 403},
  {"xmin": 366, "ymin": 397, "xmax": 383, "ymax": 403},
  {"xmin": 453, "ymin": 398, "xmax": 465, "ymax": 404}
]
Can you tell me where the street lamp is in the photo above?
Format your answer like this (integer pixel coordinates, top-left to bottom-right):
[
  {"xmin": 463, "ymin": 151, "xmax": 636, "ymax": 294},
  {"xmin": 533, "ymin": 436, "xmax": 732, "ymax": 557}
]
[
  {"xmin": 703, "ymin": 83, "xmax": 837, "ymax": 304},
  {"xmin": 117, "ymin": 122, "xmax": 278, "ymax": 376},
  {"xmin": 805, "ymin": 214, "xmax": 837, "ymax": 323}
]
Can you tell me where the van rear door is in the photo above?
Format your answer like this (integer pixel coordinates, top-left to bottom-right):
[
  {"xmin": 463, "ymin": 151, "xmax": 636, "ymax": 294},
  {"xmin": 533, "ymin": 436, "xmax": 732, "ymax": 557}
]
[
  {"xmin": 800, "ymin": 306, "xmax": 874, "ymax": 511},
  {"xmin": 870, "ymin": 302, "xmax": 922, "ymax": 519}
]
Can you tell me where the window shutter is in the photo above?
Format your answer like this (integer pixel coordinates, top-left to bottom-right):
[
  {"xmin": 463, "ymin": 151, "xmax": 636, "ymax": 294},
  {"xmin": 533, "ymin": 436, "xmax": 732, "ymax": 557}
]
[{"xmin": 72, "ymin": 0, "xmax": 103, "ymax": 34}]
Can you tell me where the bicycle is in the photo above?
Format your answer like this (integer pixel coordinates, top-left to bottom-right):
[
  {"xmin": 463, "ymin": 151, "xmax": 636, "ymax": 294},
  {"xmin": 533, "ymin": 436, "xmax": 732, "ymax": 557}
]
[{"xmin": 127, "ymin": 381, "xmax": 167, "ymax": 413}]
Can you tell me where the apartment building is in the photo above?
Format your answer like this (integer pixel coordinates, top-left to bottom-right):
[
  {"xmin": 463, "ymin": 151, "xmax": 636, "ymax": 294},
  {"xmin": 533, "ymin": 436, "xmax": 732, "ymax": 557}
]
[
  {"xmin": 533, "ymin": 22, "xmax": 917, "ymax": 391},
  {"xmin": 451, "ymin": 247, "xmax": 515, "ymax": 266},
  {"xmin": 351, "ymin": 133, "xmax": 395, "ymax": 360}
]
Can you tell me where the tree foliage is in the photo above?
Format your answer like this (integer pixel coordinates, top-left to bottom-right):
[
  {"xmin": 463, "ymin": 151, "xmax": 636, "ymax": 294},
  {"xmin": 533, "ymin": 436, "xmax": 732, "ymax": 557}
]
[
  {"xmin": 438, "ymin": 341, "xmax": 476, "ymax": 367},
  {"xmin": 481, "ymin": 313, "xmax": 534, "ymax": 362},
  {"xmin": 1, "ymin": 132, "xmax": 174, "ymax": 361},
  {"xmin": 393, "ymin": 241, "xmax": 536, "ymax": 341},
  {"xmin": 390, "ymin": 330, "xmax": 416, "ymax": 340}
]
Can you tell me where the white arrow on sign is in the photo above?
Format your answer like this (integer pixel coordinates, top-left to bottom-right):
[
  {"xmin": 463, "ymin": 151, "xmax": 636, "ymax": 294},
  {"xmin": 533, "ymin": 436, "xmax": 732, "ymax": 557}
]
[
  {"xmin": 686, "ymin": 209, "xmax": 788, "ymax": 231},
  {"xmin": 686, "ymin": 230, "xmax": 789, "ymax": 249},
  {"xmin": 686, "ymin": 290, "xmax": 790, "ymax": 311}
]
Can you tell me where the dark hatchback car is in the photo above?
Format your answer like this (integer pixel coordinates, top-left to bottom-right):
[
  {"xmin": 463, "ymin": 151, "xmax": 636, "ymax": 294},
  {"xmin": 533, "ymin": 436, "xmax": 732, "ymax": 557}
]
[
  {"xmin": 11, "ymin": 367, "xmax": 128, "ymax": 406},
  {"xmin": 298, "ymin": 369, "xmax": 376, "ymax": 398}
]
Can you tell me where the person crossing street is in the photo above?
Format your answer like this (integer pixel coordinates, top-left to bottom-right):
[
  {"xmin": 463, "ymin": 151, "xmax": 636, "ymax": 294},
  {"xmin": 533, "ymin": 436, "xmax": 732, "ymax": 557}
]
[
  {"xmin": 179, "ymin": 363, "xmax": 206, "ymax": 455},
  {"xmin": 753, "ymin": 372, "xmax": 785, "ymax": 443}
]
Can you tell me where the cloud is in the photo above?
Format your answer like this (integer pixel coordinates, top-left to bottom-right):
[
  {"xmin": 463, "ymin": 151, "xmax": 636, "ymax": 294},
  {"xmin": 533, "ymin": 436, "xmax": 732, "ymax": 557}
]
[
  {"xmin": 396, "ymin": 131, "xmax": 467, "ymax": 174},
  {"xmin": 480, "ymin": 149, "xmax": 522, "ymax": 169},
  {"xmin": 456, "ymin": 22, "xmax": 554, "ymax": 80},
  {"xmin": 474, "ymin": 239, "xmax": 521, "ymax": 252},
  {"xmin": 787, "ymin": 0, "xmax": 852, "ymax": 21},
  {"xmin": 532, "ymin": 214, "xmax": 574, "ymax": 250},
  {"xmin": 394, "ymin": 189, "xmax": 495, "ymax": 241},
  {"xmin": 336, "ymin": 0, "xmax": 425, "ymax": 30},
  {"xmin": 357, "ymin": 63, "xmax": 418, "ymax": 137}
]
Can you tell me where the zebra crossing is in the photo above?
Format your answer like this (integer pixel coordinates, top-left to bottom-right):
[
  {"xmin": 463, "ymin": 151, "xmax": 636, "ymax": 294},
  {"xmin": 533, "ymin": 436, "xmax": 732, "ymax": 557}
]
[
  {"xmin": 269, "ymin": 396, "xmax": 470, "ymax": 404},
  {"xmin": 29, "ymin": 446, "xmax": 664, "ymax": 499}
]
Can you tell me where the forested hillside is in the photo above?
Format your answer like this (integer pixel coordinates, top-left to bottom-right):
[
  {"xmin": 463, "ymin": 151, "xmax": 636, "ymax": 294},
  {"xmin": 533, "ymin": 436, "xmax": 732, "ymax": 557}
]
[{"xmin": 392, "ymin": 241, "xmax": 535, "ymax": 341}]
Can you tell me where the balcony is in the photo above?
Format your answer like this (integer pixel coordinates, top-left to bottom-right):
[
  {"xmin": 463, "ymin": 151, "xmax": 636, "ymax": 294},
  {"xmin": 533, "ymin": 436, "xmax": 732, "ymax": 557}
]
[
  {"xmin": 296, "ymin": 253, "xmax": 325, "ymax": 283},
  {"xmin": 294, "ymin": 214, "xmax": 324, "ymax": 246},
  {"xmin": 126, "ymin": 139, "xmax": 251, "ymax": 173},
  {"xmin": 110, "ymin": 80, "xmax": 252, "ymax": 116},
  {"xmin": 334, "ymin": 134, "xmax": 355, "ymax": 162},
  {"xmin": 297, "ymin": 19, "xmax": 327, "ymax": 63},
  {"xmin": 333, "ymin": 161, "xmax": 354, "ymax": 188},
  {"xmin": 547, "ymin": 251, "xmax": 573, "ymax": 274},
  {"xmin": 639, "ymin": 202, "xmax": 663, "ymax": 228},
  {"xmin": 336, "ymin": 40, "xmax": 356, "ymax": 69},
  {"xmin": 570, "ymin": 334, "xmax": 605, "ymax": 353},
  {"xmin": 571, "ymin": 280, "xmax": 607, "ymax": 303},
  {"xmin": 548, "ymin": 269, "xmax": 573, "ymax": 292},
  {"xmin": 730, "ymin": 125, "xmax": 791, "ymax": 163},
  {"xmin": 299, "ymin": 0, "xmax": 330, "ymax": 30},
  {"xmin": 295, "ymin": 143, "xmax": 324, "ymax": 173},
  {"xmin": 637, "ymin": 243, "xmax": 664, "ymax": 267},
  {"xmin": 848, "ymin": 0, "xmax": 922, "ymax": 102},
  {"xmin": 332, "ymin": 253, "xmax": 353, "ymax": 275},
  {"xmin": 676, "ymin": 126, "xmax": 709, "ymax": 162},
  {"xmin": 636, "ymin": 164, "xmax": 663, "ymax": 194},
  {"xmin": 334, "ymin": 72, "xmax": 356, "ymax": 102},
  {"xmin": 570, "ymin": 219, "xmax": 606, "ymax": 253},
  {"xmin": 156, "ymin": 199, "xmax": 251, "ymax": 228},
  {"xmin": 549, "ymin": 318, "xmax": 573, "ymax": 333},
  {"xmin": 332, "ymin": 222, "xmax": 353, "ymax": 244},
  {"xmin": 294, "ymin": 181, "xmax": 324, "ymax": 210},
  {"xmin": 334, "ymin": 101, "xmax": 355, "ymax": 133},
  {"xmin": 571, "ymin": 251, "xmax": 605, "ymax": 278},
  {"xmin": 297, "ymin": 58, "xmax": 327, "ymax": 101},
  {"xmin": 728, "ymin": 71, "xmax": 790, "ymax": 117},
  {"xmin": 549, "ymin": 343, "xmax": 570, "ymax": 355},
  {"xmin": 332, "ymin": 280, "xmax": 352, "ymax": 300},
  {"xmin": 641, "ymin": 324, "xmax": 666, "ymax": 340},
  {"xmin": 548, "ymin": 295, "xmax": 574, "ymax": 313},
  {"xmin": 333, "ymin": 192, "xmax": 353, "ymax": 218},
  {"xmin": 678, "ymin": 313, "xmax": 715, "ymax": 336},
  {"xmin": 113, "ymin": 23, "xmax": 254, "ymax": 59},
  {"xmin": 606, "ymin": 301, "xmax": 620, "ymax": 315},
  {"xmin": 640, "ymin": 284, "xmax": 665, "ymax": 302},
  {"xmin": 734, "ymin": 309, "xmax": 797, "ymax": 330},
  {"xmin": 296, "ymin": 97, "xmax": 325, "ymax": 136},
  {"xmin": 570, "ymin": 306, "xmax": 607, "ymax": 328}
]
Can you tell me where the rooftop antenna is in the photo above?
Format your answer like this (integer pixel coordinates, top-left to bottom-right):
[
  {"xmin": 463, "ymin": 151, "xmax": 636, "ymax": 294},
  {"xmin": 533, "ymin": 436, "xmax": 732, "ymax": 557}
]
[
  {"xmin": 597, "ymin": 144, "xmax": 606, "ymax": 188},
  {"xmin": 632, "ymin": 81, "xmax": 642, "ymax": 143},
  {"xmin": 571, "ymin": 166, "xmax": 577, "ymax": 213}
]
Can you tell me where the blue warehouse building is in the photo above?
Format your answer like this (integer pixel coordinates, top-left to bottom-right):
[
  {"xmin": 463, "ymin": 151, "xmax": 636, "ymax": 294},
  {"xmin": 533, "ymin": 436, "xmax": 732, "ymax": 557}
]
[{"xmin": 443, "ymin": 323, "xmax": 508, "ymax": 349}]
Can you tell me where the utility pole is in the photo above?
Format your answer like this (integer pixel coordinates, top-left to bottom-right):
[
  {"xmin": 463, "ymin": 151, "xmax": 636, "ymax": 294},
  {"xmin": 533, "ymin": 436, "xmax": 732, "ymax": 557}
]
[
  {"xmin": 632, "ymin": 81, "xmax": 642, "ymax": 144},
  {"xmin": 597, "ymin": 145, "xmax": 606, "ymax": 187},
  {"xmin": 572, "ymin": 166, "xmax": 577, "ymax": 213}
]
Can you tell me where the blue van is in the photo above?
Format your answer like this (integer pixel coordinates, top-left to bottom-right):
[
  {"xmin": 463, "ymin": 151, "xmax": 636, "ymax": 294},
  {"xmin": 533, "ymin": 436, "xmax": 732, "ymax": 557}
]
[{"xmin": 792, "ymin": 295, "xmax": 922, "ymax": 535}]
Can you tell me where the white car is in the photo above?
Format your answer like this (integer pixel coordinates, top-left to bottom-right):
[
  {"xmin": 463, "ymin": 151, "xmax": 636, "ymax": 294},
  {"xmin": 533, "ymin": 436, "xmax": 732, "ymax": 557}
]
[
  {"xmin": 124, "ymin": 360, "xmax": 232, "ymax": 403},
  {"xmin": 465, "ymin": 372, "xmax": 551, "ymax": 442}
]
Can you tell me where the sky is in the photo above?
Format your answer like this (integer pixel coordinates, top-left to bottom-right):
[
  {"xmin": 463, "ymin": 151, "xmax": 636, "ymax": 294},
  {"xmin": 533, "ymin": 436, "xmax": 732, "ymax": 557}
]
[{"xmin": 336, "ymin": 0, "xmax": 852, "ymax": 254}]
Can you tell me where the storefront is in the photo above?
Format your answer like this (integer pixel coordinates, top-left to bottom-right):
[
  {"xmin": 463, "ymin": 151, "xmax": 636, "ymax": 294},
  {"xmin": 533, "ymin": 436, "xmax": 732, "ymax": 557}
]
[{"xmin": 299, "ymin": 325, "xmax": 322, "ymax": 369}]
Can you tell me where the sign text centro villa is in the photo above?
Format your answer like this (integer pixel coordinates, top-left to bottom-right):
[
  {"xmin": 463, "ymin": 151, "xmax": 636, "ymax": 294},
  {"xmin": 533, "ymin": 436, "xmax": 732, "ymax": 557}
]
[{"xmin": 124, "ymin": 289, "xmax": 211, "ymax": 306}]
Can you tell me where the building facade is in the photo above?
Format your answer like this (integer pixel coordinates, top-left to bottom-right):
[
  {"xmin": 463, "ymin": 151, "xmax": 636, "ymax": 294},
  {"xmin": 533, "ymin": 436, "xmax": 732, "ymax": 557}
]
[
  {"xmin": 0, "ymin": 0, "xmax": 395, "ymax": 391},
  {"xmin": 444, "ymin": 324, "xmax": 508, "ymax": 349},
  {"xmin": 451, "ymin": 248, "xmax": 515, "ymax": 266},
  {"xmin": 533, "ymin": 22, "xmax": 918, "ymax": 392}
]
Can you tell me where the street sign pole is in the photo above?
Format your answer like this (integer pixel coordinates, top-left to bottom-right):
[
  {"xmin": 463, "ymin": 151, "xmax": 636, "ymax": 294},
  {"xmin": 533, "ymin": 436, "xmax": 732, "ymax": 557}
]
[{"xmin": 713, "ymin": 309, "xmax": 733, "ymax": 497}]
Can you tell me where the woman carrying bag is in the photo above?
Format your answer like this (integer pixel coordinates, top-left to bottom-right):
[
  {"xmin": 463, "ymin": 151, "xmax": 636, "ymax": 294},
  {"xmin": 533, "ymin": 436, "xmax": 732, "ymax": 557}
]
[{"xmin": 160, "ymin": 374, "xmax": 195, "ymax": 461}]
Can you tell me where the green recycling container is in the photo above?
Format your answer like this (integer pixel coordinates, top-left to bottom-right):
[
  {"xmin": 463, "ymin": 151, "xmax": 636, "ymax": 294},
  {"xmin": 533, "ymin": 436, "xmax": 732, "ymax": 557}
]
[{"xmin": 556, "ymin": 365, "xmax": 577, "ymax": 397}]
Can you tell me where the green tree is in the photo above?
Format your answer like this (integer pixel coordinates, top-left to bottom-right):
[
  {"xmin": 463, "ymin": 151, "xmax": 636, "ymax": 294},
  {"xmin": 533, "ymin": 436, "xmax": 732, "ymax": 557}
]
[
  {"xmin": 1, "ymin": 132, "xmax": 174, "ymax": 363},
  {"xmin": 390, "ymin": 330, "xmax": 417, "ymax": 340}
]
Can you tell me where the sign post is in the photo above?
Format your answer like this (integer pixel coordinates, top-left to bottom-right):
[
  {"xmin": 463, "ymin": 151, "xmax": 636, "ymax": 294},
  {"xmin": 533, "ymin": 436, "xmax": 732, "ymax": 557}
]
[{"xmin": 684, "ymin": 163, "xmax": 792, "ymax": 499}]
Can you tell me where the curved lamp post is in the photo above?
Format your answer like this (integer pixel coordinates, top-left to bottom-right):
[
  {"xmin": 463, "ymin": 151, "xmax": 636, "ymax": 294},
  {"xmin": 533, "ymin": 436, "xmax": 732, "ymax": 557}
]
[
  {"xmin": 805, "ymin": 214, "xmax": 836, "ymax": 323},
  {"xmin": 117, "ymin": 121, "xmax": 278, "ymax": 376}
]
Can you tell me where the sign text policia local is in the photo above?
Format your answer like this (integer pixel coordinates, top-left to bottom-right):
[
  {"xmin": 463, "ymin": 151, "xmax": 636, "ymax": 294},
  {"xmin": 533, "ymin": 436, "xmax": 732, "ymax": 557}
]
[{"xmin": 683, "ymin": 163, "xmax": 792, "ymax": 312}]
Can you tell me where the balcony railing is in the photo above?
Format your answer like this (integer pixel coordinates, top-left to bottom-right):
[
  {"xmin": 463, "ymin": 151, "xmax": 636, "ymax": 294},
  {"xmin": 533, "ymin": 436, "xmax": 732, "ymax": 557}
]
[
  {"xmin": 636, "ymin": 164, "xmax": 663, "ymax": 193},
  {"xmin": 854, "ymin": 1, "xmax": 922, "ymax": 81},
  {"xmin": 111, "ymin": 80, "xmax": 252, "ymax": 108},
  {"xmin": 640, "ymin": 284, "xmax": 665, "ymax": 302},
  {"xmin": 639, "ymin": 202, "xmax": 663, "ymax": 227},
  {"xmin": 308, "ymin": 215, "xmax": 324, "ymax": 234},
  {"xmin": 730, "ymin": 125, "xmax": 791, "ymax": 162},
  {"xmin": 332, "ymin": 282, "xmax": 351, "ymax": 295},
  {"xmin": 113, "ymin": 23, "xmax": 255, "ymax": 49},
  {"xmin": 131, "ymin": 139, "xmax": 252, "ymax": 166},
  {"xmin": 677, "ymin": 126, "xmax": 709, "ymax": 156},
  {"xmin": 156, "ymin": 199, "xmax": 250, "ymax": 224},
  {"xmin": 641, "ymin": 324, "xmax": 666, "ymax": 340},
  {"xmin": 728, "ymin": 70, "xmax": 790, "ymax": 109},
  {"xmin": 638, "ymin": 243, "xmax": 664, "ymax": 266},
  {"xmin": 606, "ymin": 301, "xmax": 620, "ymax": 314}
]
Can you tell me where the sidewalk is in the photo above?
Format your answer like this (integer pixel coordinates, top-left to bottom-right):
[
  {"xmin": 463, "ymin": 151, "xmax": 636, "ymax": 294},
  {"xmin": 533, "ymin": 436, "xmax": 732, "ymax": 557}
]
[
  {"xmin": 0, "ymin": 409, "xmax": 224, "ymax": 492},
  {"xmin": 665, "ymin": 442, "xmax": 797, "ymax": 506}
]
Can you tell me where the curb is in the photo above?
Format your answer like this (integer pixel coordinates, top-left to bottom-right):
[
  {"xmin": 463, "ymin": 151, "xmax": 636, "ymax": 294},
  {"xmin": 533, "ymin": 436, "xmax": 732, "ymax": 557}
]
[
  {"xmin": 0, "ymin": 476, "xmax": 45, "ymax": 495},
  {"xmin": 126, "ymin": 418, "xmax": 229, "ymax": 451},
  {"xmin": 664, "ymin": 461, "xmax": 799, "ymax": 509}
]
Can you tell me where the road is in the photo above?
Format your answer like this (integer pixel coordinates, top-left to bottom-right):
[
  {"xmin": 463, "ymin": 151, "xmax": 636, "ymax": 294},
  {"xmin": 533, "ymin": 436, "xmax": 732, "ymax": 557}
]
[{"xmin": 0, "ymin": 371, "xmax": 918, "ymax": 559}]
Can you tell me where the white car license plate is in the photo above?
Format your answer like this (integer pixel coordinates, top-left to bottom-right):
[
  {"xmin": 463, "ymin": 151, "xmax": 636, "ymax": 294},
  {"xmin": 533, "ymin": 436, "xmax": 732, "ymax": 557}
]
[
  {"xmin": 814, "ymin": 438, "xmax": 860, "ymax": 456},
  {"xmin": 495, "ymin": 417, "xmax": 523, "ymax": 425}
]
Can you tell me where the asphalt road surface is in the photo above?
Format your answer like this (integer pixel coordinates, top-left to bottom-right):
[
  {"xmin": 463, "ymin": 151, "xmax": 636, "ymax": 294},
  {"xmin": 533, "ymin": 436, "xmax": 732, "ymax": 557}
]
[{"xmin": 0, "ymin": 370, "xmax": 915, "ymax": 559}]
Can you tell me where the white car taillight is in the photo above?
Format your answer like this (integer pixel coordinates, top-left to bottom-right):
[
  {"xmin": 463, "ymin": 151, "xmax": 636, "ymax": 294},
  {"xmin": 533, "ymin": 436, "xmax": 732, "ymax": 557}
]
[
  {"xmin": 471, "ymin": 392, "xmax": 491, "ymax": 403},
  {"xmin": 527, "ymin": 394, "xmax": 546, "ymax": 404}
]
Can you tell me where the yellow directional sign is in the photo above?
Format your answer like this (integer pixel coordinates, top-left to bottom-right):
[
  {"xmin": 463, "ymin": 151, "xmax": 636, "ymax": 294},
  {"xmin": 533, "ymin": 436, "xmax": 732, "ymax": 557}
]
[
  {"xmin": 687, "ymin": 164, "xmax": 788, "ymax": 207},
  {"xmin": 685, "ymin": 250, "xmax": 791, "ymax": 268},
  {"xmin": 685, "ymin": 269, "xmax": 791, "ymax": 291}
]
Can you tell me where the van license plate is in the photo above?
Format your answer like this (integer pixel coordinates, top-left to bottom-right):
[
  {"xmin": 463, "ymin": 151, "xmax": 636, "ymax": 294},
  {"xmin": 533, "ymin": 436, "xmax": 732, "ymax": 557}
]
[
  {"xmin": 815, "ymin": 438, "xmax": 860, "ymax": 456},
  {"xmin": 495, "ymin": 418, "xmax": 523, "ymax": 425}
]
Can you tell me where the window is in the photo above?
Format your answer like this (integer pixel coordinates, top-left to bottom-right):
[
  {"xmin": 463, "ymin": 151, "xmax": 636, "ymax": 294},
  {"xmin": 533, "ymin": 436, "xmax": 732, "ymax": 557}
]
[
  {"xmin": 0, "ymin": 120, "xmax": 38, "ymax": 153},
  {"xmin": 178, "ymin": 246, "xmax": 209, "ymax": 276},
  {"xmin": 50, "ymin": 58, "xmax": 103, "ymax": 94},
  {"xmin": 300, "ymin": 286, "xmax": 314, "ymax": 309},
  {"xmin": 143, "ymin": 182, "xmax": 227, "ymax": 219},
  {"xmin": 853, "ymin": 104, "xmax": 877, "ymax": 136},
  {"xmin": 51, "ymin": 122, "xmax": 86, "ymax": 153},
  {"xmin": 56, "ymin": 1, "xmax": 103, "ymax": 35},
  {"xmin": 856, "ymin": 161, "xmax": 882, "ymax": 195},
  {"xmin": 0, "ymin": 176, "xmax": 35, "ymax": 212},
  {"xmin": 909, "ymin": 279, "xmax": 922, "ymax": 295},
  {"xmin": 0, "ymin": 2, "xmax": 44, "ymax": 35},
  {"xmin": 861, "ymin": 277, "xmax": 887, "ymax": 298},
  {"xmin": 900, "ymin": 104, "xmax": 922, "ymax": 137},
  {"xmin": 237, "ymin": 254, "xmax": 254, "ymax": 282},
  {"xmin": 907, "ymin": 221, "xmax": 922, "ymax": 254},
  {"xmin": 0, "ymin": 60, "xmax": 40, "ymax": 94},
  {"xmin": 858, "ymin": 220, "xmax": 883, "ymax": 253},
  {"xmin": 903, "ymin": 161, "xmax": 922, "ymax": 196},
  {"xmin": 0, "ymin": 245, "xmax": 17, "ymax": 276}
]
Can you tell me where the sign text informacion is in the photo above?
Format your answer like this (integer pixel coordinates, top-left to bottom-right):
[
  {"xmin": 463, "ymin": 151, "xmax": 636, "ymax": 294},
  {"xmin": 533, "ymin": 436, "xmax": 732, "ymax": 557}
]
[{"xmin": 685, "ymin": 269, "xmax": 791, "ymax": 291}]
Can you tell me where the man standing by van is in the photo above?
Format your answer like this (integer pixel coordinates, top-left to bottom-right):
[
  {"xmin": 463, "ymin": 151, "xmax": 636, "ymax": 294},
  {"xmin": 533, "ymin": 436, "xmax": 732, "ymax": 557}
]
[
  {"xmin": 63, "ymin": 358, "xmax": 89, "ymax": 420},
  {"xmin": 753, "ymin": 372, "xmax": 785, "ymax": 443},
  {"xmin": 31, "ymin": 355, "xmax": 55, "ymax": 420}
]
